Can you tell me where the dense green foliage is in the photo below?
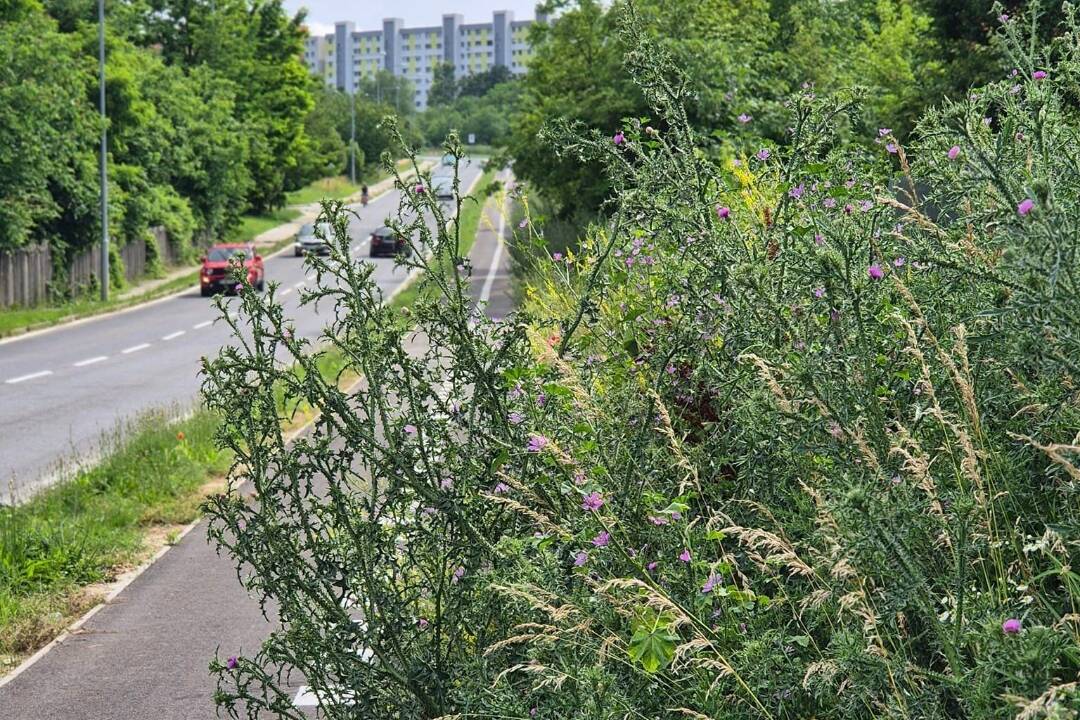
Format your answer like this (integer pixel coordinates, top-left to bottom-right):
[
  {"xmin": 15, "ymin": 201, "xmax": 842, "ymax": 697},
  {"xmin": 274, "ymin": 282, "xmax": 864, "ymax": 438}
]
[
  {"xmin": 0, "ymin": 0, "xmax": 375, "ymax": 293},
  {"xmin": 507, "ymin": 0, "xmax": 1071, "ymax": 222},
  {"xmin": 419, "ymin": 65, "xmax": 522, "ymax": 148},
  {"xmin": 204, "ymin": 4, "xmax": 1080, "ymax": 719}
]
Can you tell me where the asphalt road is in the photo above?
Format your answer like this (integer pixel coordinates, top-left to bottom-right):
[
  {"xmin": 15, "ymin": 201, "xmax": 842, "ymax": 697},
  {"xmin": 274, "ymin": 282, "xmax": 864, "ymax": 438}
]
[
  {"xmin": 0, "ymin": 178, "xmax": 515, "ymax": 719},
  {"xmin": 0, "ymin": 162, "xmax": 483, "ymax": 503}
]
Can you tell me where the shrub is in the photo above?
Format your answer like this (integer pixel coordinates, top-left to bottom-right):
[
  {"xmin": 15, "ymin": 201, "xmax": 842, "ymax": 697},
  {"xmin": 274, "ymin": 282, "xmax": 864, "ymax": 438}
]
[{"xmin": 202, "ymin": 5, "xmax": 1080, "ymax": 719}]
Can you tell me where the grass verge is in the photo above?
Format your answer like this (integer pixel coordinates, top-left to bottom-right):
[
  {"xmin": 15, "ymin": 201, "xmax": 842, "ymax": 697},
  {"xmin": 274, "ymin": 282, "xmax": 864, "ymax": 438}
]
[{"xmin": 0, "ymin": 409, "xmax": 230, "ymax": 670}]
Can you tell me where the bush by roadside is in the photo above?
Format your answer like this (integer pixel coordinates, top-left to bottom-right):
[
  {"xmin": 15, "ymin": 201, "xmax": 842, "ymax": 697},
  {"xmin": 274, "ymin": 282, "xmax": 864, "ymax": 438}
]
[{"xmin": 202, "ymin": 7, "xmax": 1080, "ymax": 720}]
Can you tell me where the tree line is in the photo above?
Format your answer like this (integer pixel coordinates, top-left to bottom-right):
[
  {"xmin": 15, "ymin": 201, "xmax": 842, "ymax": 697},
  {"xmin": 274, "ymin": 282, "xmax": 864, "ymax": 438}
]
[{"xmin": 0, "ymin": 0, "xmax": 411, "ymax": 291}]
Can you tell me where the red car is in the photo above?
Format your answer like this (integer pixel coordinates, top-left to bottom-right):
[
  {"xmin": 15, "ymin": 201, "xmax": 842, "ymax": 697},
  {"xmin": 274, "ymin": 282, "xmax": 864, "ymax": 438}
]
[{"xmin": 200, "ymin": 243, "xmax": 265, "ymax": 296}]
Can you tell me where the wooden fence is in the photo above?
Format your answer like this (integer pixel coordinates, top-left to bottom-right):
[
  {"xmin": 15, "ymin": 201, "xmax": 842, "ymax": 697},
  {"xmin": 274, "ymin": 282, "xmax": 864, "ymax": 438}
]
[{"xmin": 0, "ymin": 227, "xmax": 180, "ymax": 309}]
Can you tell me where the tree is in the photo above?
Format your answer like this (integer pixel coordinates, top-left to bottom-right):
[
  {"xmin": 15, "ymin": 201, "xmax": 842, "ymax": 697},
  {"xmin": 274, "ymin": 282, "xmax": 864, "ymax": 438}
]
[
  {"xmin": 427, "ymin": 61, "xmax": 457, "ymax": 107},
  {"xmin": 456, "ymin": 64, "xmax": 513, "ymax": 98}
]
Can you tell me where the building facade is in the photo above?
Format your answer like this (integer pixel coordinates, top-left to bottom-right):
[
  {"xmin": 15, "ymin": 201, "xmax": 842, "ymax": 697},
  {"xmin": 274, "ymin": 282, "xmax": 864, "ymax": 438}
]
[{"xmin": 303, "ymin": 11, "xmax": 538, "ymax": 110}]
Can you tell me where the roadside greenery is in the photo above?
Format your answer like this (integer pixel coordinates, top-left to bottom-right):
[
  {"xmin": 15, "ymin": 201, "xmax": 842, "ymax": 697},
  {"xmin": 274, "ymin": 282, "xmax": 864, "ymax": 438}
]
[
  {"xmin": 508, "ymin": 0, "xmax": 1070, "ymax": 223},
  {"xmin": 203, "ymin": 5, "xmax": 1080, "ymax": 719},
  {"xmin": 0, "ymin": 409, "xmax": 229, "ymax": 664},
  {"xmin": 0, "ymin": 0, "xmax": 403, "ymax": 301}
]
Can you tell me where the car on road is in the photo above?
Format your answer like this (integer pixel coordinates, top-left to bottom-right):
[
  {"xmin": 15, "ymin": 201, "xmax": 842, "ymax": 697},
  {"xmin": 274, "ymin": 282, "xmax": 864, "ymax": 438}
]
[
  {"xmin": 369, "ymin": 226, "xmax": 411, "ymax": 258},
  {"xmin": 294, "ymin": 222, "xmax": 334, "ymax": 256},
  {"xmin": 200, "ymin": 244, "xmax": 264, "ymax": 296},
  {"xmin": 432, "ymin": 175, "xmax": 455, "ymax": 201},
  {"xmin": 441, "ymin": 153, "xmax": 455, "ymax": 167}
]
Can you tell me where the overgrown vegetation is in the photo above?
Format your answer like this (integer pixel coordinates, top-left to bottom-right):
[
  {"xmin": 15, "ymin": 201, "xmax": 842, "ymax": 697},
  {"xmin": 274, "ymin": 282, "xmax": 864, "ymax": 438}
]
[{"xmin": 203, "ymin": 4, "xmax": 1080, "ymax": 719}]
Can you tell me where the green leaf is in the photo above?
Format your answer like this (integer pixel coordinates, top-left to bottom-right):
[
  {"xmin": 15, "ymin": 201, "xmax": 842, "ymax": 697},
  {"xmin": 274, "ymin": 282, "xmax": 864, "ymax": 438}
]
[{"xmin": 628, "ymin": 621, "xmax": 679, "ymax": 674}]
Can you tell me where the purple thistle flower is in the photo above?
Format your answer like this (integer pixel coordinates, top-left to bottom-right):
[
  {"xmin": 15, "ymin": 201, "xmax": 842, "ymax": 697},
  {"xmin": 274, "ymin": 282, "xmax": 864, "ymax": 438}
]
[
  {"xmin": 789, "ymin": 183, "xmax": 805, "ymax": 199},
  {"xmin": 226, "ymin": 656, "xmax": 238, "ymax": 670},
  {"xmin": 646, "ymin": 561, "xmax": 659, "ymax": 572},
  {"xmin": 418, "ymin": 617, "xmax": 429, "ymax": 630},
  {"xmin": 701, "ymin": 574, "xmax": 721, "ymax": 593},
  {"xmin": 613, "ymin": 131, "xmax": 626, "ymax": 145},
  {"xmin": 648, "ymin": 515, "xmax": 668, "ymax": 526},
  {"xmin": 452, "ymin": 566, "xmax": 465, "ymax": 584},
  {"xmin": 1002, "ymin": 618, "xmax": 1022, "ymax": 634},
  {"xmin": 552, "ymin": 252, "xmax": 563, "ymax": 261},
  {"xmin": 716, "ymin": 206, "xmax": 731, "ymax": 220},
  {"xmin": 948, "ymin": 145, "xmax": 961, "ymax": 161},
  {"xmin": 1033, "ymin": 70, "xmax": 1047, "ymax": 80},
  {"xmin": 678, "ymin": 548, "xmax": 691, "ymax": 563},
  {"xmin": 581, "ymin": 492, "xmax": 605, "ymax": 512},
  {"xmin": 493, "ymin": 482, "xmax": 510, "ymax": 494},
  {"xmin": 886, "ymin": 143, "xmax": 898, "ymax": 154},
  {"xmin": 814, "ymin": 233, "xmax": 825, "ymax": 246},
  {"xmin": 526, "ymin": 434, "xmax": 549, "ymax": 453},
  {"xmin": 441, "ymin": 477, "xmax": 454, "ymax": 490},
  {"xmin": 738, "ymin": 113, "xmax": 752, "ymax": 124},
  {"xmin": 508, "ymin": 411, "xmax": 524, "ymax": 425},
  {"xmin": 518, "ymin": 219, "xmax": 528, "ymax": 229},
  {"xmin": 414, "ymin": 183, "xmax": 426, "ymax": 194},
  {"xmin": 1018, "ymin": 198, "xmax": 1035, "ymax": 216},
  {"xmin": 813, "ymin": 287, "xmax": 825, "ymax": 299},
  {"xmin": 868, "ymin": 264, "xmax": 884, "ymax": 280},
  {"xmin": 999, "ymin": 13, "xmax": 1009, "ymax": 22},
  {"xmin": 756, "ymin": 148, "xmax": 771, "ymax": 161},
  {"xmin": 878, "ymin": 128, "xmax": 892, "ymax": 137},
  {"xmin": 592, "ymin": 531, "xmax": 610, "ymax": 547},
  {"xmin": 893, "ymin": 257, "xmax": 906, "ymax": 268},
  {"xmin": 404, "ymin": 424, "xmax": 417, "ymax": 436},
  {"xmin": 860, "ymin": 200, "xmax": 874, "ymax": 212},
  {"xmin": 573, "ymin": 551, "xmax": 588, "ymax": 567},
  {"xmin": 823, "ymin": 198, "xmax": 837, "ymax": 209}
]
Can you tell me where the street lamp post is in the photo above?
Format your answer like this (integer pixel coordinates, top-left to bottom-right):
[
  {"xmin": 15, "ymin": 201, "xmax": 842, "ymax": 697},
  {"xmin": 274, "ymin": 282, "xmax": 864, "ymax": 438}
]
[
  {"xmin": 349, "ymin": 90, "xmax": 356, "ymax": 184},
  {"xmin": 97, "ymin": 0, "xmax": 109, "ymax": 301}
]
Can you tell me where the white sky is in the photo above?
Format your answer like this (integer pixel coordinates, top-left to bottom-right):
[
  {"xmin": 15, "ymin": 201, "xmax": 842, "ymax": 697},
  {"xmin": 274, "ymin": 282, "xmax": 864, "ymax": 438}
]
[{"xmin": 288, "ymin": 0, "xmax": 540, "ymax": 35}]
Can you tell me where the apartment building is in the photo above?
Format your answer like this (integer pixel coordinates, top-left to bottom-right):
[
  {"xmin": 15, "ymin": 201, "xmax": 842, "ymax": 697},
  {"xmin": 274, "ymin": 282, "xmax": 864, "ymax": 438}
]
[{"xmin": 303, "ymin": 11, "xmax": 539, "ymax": 110}]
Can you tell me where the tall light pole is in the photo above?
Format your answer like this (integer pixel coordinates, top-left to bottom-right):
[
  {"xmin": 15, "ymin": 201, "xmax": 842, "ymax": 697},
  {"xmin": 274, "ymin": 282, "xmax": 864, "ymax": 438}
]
[
  {"xmin": 349, "ymin": 89, "xmax": 356, "ymax": 184},
  {"xmin": 97, "ymin": 0, "xmax": 109, "ymax": 301}
]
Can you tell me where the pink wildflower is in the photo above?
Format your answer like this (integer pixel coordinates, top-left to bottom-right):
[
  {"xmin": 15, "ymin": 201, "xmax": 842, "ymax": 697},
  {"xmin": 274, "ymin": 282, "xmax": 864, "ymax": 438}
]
[
  {"xmin": 1018, "ymin": 198, "xmax": 1035, "ymax": 216},
  {"xmin": 613, "ymin": 131, "xmax": 626, "ymax": 145},
  {"xmin": 678, "ymin": 548, "xmax": 691, "ymax": 563},
  {"xmin": 717, "ymin": 206, "xmax": 731, "ymax": 220},
  {"xmin": 1033, "ymin": 70, "xmax": 1047, "ymax": 80},
  {"xmin": 1002, "ymin": 618, "xmax": 1022, "ymax": 634},
  {"xmin": 868, "ymin": 263, "xmax": 884, "ymax": 280},
  {"xmin": 948, "ymin": 146, "xmax": 961, "ymax": 160},
  {"xmin": 581, "ymin": 492, "xmax": 605, "ymax": 512},
  {"xmin": 573, "ymin": 551, "xmax": 588, "ymax": 567},
  {"xmin": 592, "ymin": 531, "xmax": 610, "ymax": 547}
]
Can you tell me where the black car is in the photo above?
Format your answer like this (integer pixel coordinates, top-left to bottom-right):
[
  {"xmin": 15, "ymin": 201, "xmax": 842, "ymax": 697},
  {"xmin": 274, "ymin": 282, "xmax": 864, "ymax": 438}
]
[{"xmin": 369, "ymin": 226, "xmax": 410, "ymax": 257}]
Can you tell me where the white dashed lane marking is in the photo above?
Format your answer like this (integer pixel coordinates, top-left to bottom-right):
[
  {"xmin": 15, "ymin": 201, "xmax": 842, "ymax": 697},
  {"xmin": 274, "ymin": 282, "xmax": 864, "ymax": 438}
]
[
  {"xmin": 73, "ymin": 356, "xmax": 108, "ymax": 368},
  {"xmin": 280, "ymin": 287, "xmax": 293, "ymax": 297},
  {"xmin": 121, "ymin": 343, "xmax": 150, "ymax": 355},
  {"xmin": 162, "ymin": 331, "xmax": 185, "ymax": 341},
  {"xmin": 193, "ymin": 320, "xmax": 212, "ymax": 330},
  {"xmin": 293, "ymin": 281, "xmax": 305, "ymax": 288},
  {"xmin": 5, "ymin": 370, "xmax": 53, "ymax": 385}
]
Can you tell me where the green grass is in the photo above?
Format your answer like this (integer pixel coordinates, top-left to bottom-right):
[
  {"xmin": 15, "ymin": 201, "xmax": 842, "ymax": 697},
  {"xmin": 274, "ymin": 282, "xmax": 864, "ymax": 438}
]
[
  {"xmin": 226, "ymin": 207, "xmax": 302, "ymax": 244},
  {"xmin": 0, "ymin": 269, "xmax": 207, "ymax": 339},
  {"xmin": 0, "ymin": 409, "xmax": 230, "ymax": 666},
  {"xmin": 285, "ymin": 176, "xmax": 361, "ymax": 207}
]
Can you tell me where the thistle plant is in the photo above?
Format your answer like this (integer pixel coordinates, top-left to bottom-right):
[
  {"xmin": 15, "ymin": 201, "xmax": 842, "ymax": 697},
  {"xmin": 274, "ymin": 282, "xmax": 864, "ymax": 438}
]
[{"xmin": 203, "ymin": 4, "xmax": 1080, "ymax": 719}]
